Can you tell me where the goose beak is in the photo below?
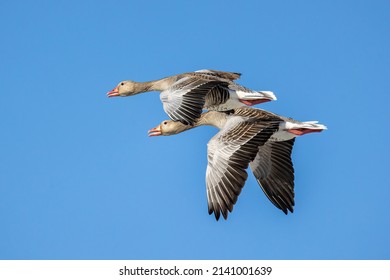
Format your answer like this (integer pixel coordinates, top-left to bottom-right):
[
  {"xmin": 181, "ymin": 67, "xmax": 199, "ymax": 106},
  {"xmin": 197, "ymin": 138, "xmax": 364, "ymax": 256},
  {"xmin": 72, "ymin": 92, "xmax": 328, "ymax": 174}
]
[
  {"xmin": 148, "ymin": 125, "xmax": 162, "ymax": 137},
  {"xmin": 107, "ymin": 87, "xmax": 120, "ymax": 97}
]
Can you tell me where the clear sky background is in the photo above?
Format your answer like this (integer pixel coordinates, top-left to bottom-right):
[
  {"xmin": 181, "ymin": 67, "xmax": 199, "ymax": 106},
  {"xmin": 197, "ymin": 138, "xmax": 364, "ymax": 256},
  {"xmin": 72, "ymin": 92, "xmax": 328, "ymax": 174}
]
[{"xmin": 1, "ymin": 0, "xmax": 389, "ymax": 260}]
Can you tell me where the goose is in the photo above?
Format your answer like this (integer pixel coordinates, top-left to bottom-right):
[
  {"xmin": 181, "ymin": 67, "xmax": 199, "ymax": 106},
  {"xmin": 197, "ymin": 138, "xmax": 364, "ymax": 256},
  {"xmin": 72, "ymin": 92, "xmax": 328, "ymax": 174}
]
[
  {"xmin": 148, "ymin": 107, "xmax": 327, "ymax": 220},
  {"xmin": 107, "ymin": 69, "xmax": 276, "ymax": 125}
]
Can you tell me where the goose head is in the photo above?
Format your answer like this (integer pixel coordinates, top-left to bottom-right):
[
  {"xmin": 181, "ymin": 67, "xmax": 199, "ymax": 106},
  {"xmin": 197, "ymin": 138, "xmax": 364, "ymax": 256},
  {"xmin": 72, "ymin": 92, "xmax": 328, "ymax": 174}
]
[
  {"xmin": 107, "ymin": 81, "xmax": 138, "ymax": 97},
  {"xmin": 148, "ymin": 120, "xmax": 191, "ymax": 137}
]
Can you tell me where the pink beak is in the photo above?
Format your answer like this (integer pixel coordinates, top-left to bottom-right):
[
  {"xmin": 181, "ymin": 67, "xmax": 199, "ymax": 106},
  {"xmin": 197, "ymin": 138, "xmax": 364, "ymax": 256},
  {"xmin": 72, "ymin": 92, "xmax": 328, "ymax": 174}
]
[
  {"xmin": 148, "ymin": 126, "xmax": 162, "ymax": 137},
  {"xmin": 107, "ymin": 87, "xmax": 120, "ymax": 97}
]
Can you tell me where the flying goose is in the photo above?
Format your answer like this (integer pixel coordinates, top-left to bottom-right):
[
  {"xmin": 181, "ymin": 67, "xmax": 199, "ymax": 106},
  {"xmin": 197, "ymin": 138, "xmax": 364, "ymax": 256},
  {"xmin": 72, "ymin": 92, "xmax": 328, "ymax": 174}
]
[
  {"xmin": 148, "ymin": 107, "xmax": 327, "ymax": 220},
  {"xmin": 107, "ymin": 69, "xmax": 276, "ymax": 125}
]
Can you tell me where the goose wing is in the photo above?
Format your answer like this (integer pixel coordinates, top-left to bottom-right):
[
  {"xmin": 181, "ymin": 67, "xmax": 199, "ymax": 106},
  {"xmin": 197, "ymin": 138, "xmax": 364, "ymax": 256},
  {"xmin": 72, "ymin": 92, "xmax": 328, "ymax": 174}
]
[
  {"xmin": 206, "ymin": 118, "xmax": 280, "ymax": 220},
  {"xmin": 160, "ymin": 76, "xmax": 228, "ymax": 125},
  {"xmin": 249, "ymin": 139, "xmax": 295, "ymax": 214},
  {"xmin": 229, "ymin": 107, "xmax": 283, "ymax": 120},
  {"xmin": 194, "ymin": 69, "xmax": 241, "ymax": 81}
]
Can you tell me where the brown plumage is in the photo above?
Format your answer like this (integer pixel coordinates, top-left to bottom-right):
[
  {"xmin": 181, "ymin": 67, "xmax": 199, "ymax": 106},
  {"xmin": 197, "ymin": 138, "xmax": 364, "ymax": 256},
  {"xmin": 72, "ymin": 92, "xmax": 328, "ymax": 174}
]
[
  {"xmin": 148, "ymin": 107, "xmax": 326, "ymax": 220},
  {"xmin": 107, "ymin": 70, "xmax": 276, "ymax": 125}
]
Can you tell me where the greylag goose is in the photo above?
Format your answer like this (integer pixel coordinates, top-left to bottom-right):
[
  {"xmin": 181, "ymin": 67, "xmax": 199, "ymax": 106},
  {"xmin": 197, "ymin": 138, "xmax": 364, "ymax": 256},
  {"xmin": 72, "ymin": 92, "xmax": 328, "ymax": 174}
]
[
  {"xmin": 148, "ymin": 107, "xmax": 327, "ymax": 220},
  {"xmin": 107, "ymin": 69, "xmax": 276, "ymax": 125}
]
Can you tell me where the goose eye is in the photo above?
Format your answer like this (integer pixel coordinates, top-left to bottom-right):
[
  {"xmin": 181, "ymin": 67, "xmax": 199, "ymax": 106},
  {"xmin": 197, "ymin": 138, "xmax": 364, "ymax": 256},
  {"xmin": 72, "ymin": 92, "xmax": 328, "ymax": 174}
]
[
  {"xmin": 120, "ymin": 82, "xmax": 124, "ymax": 86},
  {"xmin": 163, "ymin": 121, "xmax": 168, "ymax": 125}
]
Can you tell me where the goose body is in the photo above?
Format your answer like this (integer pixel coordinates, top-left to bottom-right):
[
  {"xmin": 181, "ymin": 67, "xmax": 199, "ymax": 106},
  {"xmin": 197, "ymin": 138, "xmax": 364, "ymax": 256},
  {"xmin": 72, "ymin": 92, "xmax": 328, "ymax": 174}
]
[
  {"xmin": 148, "ymin": 107, "xmax": 327, "ymax": 220},
  {"xmin": 107, "ymin": 70, "xmax": 276, "ymax": 125}
]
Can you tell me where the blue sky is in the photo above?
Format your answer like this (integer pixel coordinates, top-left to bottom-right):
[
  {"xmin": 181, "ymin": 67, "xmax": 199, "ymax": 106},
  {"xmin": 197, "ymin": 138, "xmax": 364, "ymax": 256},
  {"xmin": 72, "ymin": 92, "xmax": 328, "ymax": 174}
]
[{"xmin": 1, "ymin": 0, "xmax": 389, "ymax": 259}]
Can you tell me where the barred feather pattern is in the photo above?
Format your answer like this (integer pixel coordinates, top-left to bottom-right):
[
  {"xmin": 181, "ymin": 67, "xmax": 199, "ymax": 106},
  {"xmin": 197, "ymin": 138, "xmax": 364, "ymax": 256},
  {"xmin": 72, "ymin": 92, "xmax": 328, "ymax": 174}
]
[
  {"xmin": 204, "ymin": 85, "xmax": 230, "ymax": 107},
  {"xmin": 161, "ymin": 77, "xmax": 228, "ymax": 125},
  {"xmin": 250, "ymin": 139, "xmax": 295, "ymax": 214},
  {"xmin": 206, "ymin": 120, "xmax": 280, "ymax": 220}
]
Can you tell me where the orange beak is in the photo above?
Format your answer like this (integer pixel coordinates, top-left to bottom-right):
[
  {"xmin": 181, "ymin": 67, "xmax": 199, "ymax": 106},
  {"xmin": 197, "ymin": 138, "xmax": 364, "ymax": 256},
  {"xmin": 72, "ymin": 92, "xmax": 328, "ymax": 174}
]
[
  {"xmin": 148, "ymin": 125, "xmax": 162, "ymax": 137},
  {"xmin": 107, "ymin": 87, "xmax": 120, "ymax": 97}
]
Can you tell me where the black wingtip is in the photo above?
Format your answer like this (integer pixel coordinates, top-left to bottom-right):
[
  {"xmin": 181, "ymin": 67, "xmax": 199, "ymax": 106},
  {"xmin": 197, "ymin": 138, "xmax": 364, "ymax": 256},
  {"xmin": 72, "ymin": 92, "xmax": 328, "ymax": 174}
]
[{"xmin": 222, "ymin": 210, "xmax": 228, "ymax": 220}]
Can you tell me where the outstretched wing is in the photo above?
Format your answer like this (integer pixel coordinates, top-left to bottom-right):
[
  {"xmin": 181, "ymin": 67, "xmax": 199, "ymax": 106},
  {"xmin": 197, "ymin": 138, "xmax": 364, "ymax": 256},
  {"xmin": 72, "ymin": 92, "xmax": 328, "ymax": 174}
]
[
  {"xmin": 194, "ymin": 69, "xmax": 241, "ymax": 81},
  {"xmin": 249, "ymin": 139, "xmax": 295, "ymax": 214},
  {"xmin": 206, "ymin": 118, "xmax": 280, "ymax": 220},
  {"xmin": 160, "ymin": 76, "xmax": 228, "ymax": 125}
]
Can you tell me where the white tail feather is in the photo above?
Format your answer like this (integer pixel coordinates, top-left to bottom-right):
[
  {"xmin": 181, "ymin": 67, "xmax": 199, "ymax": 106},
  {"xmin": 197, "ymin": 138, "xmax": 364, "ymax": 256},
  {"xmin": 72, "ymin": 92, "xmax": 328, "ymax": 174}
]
[
  {"xmin": 237, "ymin": 90, "xmax": 277, "ymax": 101},
  {"xmin": 296, "ymin": 121, "xmax": 327, "ymax": 130},
  {"xmin": 284, "ymin": 120, "xmax": 327, "ymax": 130}
]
